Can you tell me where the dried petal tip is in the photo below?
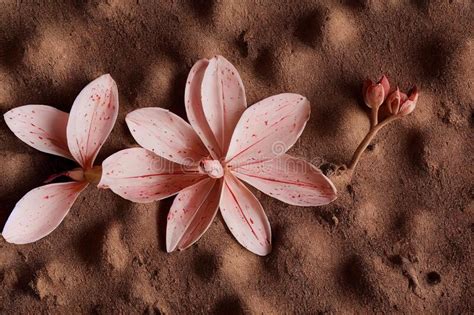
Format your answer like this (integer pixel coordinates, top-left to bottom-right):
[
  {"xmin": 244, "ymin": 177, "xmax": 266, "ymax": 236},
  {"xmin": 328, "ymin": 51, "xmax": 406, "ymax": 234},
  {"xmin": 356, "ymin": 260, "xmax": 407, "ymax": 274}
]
[
  {"xmin": 408, "ymin": 86, "xmax": 419, "ymax": 103},
  {"xmin": 379, "ymin": 75, "xmax": 390, "ymax": 96},
  {"xmin": 362, "ymin": 75, "xmax": 390, "ymax": 109}
]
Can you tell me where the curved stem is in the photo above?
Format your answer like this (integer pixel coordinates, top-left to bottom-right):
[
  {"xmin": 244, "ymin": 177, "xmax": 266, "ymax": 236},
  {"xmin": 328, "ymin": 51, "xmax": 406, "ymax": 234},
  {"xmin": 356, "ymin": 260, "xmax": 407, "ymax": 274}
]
[{"xmin": 348, "ymin": 115, "xmax": 399, "ymax": 171}]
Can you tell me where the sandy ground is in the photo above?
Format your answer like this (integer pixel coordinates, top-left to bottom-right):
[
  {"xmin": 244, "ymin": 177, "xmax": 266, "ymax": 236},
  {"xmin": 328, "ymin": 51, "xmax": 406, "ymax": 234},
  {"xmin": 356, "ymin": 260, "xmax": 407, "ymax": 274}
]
[{"xmin": 0, "ymin": 0, "xmax": 473, "ymax": 314}]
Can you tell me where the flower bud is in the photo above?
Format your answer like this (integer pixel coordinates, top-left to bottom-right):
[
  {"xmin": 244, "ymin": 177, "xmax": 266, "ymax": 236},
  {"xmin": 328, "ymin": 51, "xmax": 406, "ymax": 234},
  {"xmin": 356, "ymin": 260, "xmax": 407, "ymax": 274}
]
[
  {"xmin": 386, "ymin": 86, "xmax": 419, "ymax": 117},
  {"xmin": 398, "ymin": 100, "xmax": 416, "ymax": 116},
  {"xmin": 387, "ymin": 87, "xmax": 401, "ymax": 114},
  {"xmin": 362, "ymin": 75, "xmax": 390, "ymax": 109}
]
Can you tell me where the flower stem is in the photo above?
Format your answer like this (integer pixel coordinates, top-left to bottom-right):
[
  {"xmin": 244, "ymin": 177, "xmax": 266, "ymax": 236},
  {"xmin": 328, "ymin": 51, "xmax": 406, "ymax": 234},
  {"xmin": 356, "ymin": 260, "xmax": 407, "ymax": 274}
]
[
  {"xmin": 370, "ymin": 106, "xmax": 379, "ymax": 127},
  {"xmin": 348, "ymin": 115, "xmax": 399, "ymax": 171}
]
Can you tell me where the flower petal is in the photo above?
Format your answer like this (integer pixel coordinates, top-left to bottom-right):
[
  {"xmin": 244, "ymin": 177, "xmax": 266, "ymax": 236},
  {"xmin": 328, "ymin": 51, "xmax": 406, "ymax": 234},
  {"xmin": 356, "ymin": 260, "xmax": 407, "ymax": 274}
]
[
  {"xmin": 2, "ymin": 181, "xmax": 88, "ymax": 244},
  {"xmin": 226, "ymin": 93, "xmax": 310, "ymax": 167},
  {"xmin": 99, "ymin": 148, "xmax": 205, "ymax": 203},
  {"xmin": 67, "ymin": 74, "xmax": 119, "ymax": 169},
  {"xmin": 399, "ymin": 100, "xmax": 416, "ymax": 116},
  {"xmin": 126, "ymin": 107, "xmax": 208, "ymax": 166},
  {"xmin": 201, "ymin": 55, "xmax": 247, "ymax": 153},
  {"xmin": 166, "ymin": 178, "xmax": 221, "ymax": 252},
  {"xmin": 232, "ymin": 154, "xmax": 337, "ymax": 206},
  {"xmin": 185, "ymin": 58, "xmax": 222, "ymax": 159},
  {"xmin": 220, "ymin": 172, "xmax": 271, "ymax": 256},
  {"xmin": 4, "ymin": 105, "xmax": 73, "ymax": 160},
  {"xmin": 379, "ymin": 75, "xmax": 390, "ymax": 98}
]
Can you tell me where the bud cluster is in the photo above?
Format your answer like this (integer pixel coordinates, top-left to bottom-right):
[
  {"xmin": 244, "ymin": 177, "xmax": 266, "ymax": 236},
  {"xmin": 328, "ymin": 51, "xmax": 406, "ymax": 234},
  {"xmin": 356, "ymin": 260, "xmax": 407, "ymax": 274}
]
[
  {"xmin": 362, "ymin": 75, "xmax": 419, "ymax": 117},
  {"xmin": 348, "ymin": 75, "xmax": 420, "ymax": 171}
]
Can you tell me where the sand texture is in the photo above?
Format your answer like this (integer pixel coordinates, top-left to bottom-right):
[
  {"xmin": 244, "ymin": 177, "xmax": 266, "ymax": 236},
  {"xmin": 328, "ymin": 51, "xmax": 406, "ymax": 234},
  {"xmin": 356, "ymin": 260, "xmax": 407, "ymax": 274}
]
[{"xmin": 0, "ymin": 0, "xmax": 473, "ymax": 314}]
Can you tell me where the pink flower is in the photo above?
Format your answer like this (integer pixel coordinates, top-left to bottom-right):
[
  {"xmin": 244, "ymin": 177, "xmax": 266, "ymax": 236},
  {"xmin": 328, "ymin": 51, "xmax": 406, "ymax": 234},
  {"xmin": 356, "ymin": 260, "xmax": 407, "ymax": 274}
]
[
  {"xmin": 362, "ymin": 75, "xmax": 390, "ymax": 109},
  {"xmin": 100, "ymin": 56, "xmax": 337, "ymax": 256},
  {"xmin": 2, "ymin": 74, "xmax": 119, "ymax": 244},
  {"xmin": 387, "ymin": 86, "xmax": 419, "ymax": 116}
]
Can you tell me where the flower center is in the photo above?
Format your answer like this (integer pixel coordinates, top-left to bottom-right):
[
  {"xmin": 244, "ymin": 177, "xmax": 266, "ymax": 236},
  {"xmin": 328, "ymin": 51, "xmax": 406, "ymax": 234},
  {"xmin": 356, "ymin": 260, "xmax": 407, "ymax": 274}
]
[
  {"xmin": 199, "ymin": 159, "xmax": 224, "ymax": 179},
  {"xmin": 84, "ymin": 165, "xmax": 102, "ymax": 184}
]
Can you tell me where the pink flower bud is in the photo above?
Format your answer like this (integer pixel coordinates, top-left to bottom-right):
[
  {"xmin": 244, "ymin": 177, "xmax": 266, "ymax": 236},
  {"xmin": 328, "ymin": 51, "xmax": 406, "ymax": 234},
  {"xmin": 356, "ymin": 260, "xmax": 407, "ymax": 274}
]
[
  {"xmin": 387, "ymin": 87, "xmax": 401, "ymax": 114},
  {"xmin": 399, "ymin": 100, "xmax": 416, "ymax": 116},
  {"xmin": 362, "ymin": 75, "xmax": 390, "ymax": 109},
  {"xmin": 386, "ymin": 86, "xmax": 419, "ymax": 117}
]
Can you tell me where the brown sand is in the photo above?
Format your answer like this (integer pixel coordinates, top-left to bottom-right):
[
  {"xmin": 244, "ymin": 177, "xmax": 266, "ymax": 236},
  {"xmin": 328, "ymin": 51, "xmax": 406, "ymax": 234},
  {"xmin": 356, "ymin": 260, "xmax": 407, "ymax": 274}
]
[{"xmin": 0, "ymin": 0, "xmax": 473, "ymax": 313}]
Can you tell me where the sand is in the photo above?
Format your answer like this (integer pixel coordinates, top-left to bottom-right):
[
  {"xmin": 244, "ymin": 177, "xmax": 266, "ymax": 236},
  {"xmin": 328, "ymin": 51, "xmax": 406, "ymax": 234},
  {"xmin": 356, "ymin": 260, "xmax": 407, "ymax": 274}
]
[{"xmin": 0, "ymin": 0, "xmax": 473, "ymax": 313}]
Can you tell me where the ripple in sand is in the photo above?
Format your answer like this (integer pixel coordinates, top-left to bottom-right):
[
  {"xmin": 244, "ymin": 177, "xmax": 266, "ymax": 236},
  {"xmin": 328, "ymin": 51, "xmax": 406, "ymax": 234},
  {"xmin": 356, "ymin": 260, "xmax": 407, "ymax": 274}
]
[
  {"xmin": 243, "ymin": 294, "xmax": 278, "ymax": 314},
  {"xmin": 0, "ymin": 269, "xmax": 18, "ymax": 291},
  {"xmin": 402, "ymin": 209, "xmax": 439, "ymax": 255},
  {"xmin": 101, "ymin": 222, "xmax": 129, "ymax": 272},
  {"xmin": 30, "ymin": 259, "xmax": 80, "ymax": 305},
  {"xmin": 339, "ymin": 253, "xmax": 403, "ymax": 307},
  {"xmin": 211, "ymin": 0, "xmax": 249, "ymax": 36},
  {"xmin": 253, "ymin": 48, "xmax": 279, "ymax": 83},
  {"xmin": 355, "ymin": 200, "xmax": 385, "ymax": 238},
  {"xmin": 138, "ymin": 58, "xmax": 180, "ymax": 111},
  {"xmin": 127, "ymin": 272, "xmax": 162, "ymax": 309},
  {"xmin": 406, "ymin": 129, "xmax": 465, "ymax": 176},
  {"xmin": 324, "ymin": 8, "xmax": 359, "ymax": 49},
  {"xmin": 87, "ymin": 0, "xmax": 139, "ymax": 19},
  {"xmin": 193, "ymin": 250, "xmax": 220, "ymax": 281},
  {"xmin": 0, "ymin": 71, "xmax": 16, "ymax": 107},
  {"xmin": 0, "ymin": 153, "xmax": 34, "ymax": 184},
  {"xmin": 0, "ymin": 242, "xmax": 17, "ymax": 268},
  {"xmin": 0, "ymin": 36, "xmax": 26, "ymax": 70},
  {"xmin": 285, "ymin": 221, "xmax": 341, "ymax": 283},
  {"xmin": 411, "ymin": 91, "xmax": 435, "ymax": 126},
  {"xmin": 294, "ymin": 9, "xmax": 325, "ymax": 48},
  {"xmin": 278, "ymin": 46, "xmax": 323, "ymax": 93},
  {"xmin": 212, "ymin": 296, "xmax": 246, "ymax": 315},
  {"xmin": 24, "ymin": 23, "xmax": 81, "ymax": 81},
  {"xmin": 220, "ymin": 246, "xmax": 262, "ymax": 287},
  {"xmin": 185, "ymin": 0, "xmax": 216, "ymax": 20},
  {"xmin": 450, "ymin": 38, "xmax": 473, "ymax": 103},
  {"xmin": 333, "ymin": 101, "xmax": 369, "ymax": 159}
]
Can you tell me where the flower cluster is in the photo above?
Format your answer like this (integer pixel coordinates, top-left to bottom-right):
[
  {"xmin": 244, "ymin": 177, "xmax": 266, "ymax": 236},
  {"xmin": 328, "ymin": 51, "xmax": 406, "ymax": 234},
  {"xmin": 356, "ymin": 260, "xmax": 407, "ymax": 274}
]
[
  {"xmin": 2, "ymin": 75, "xmax": 118, "ymax": 244},
  {"xmin": 2, "ymin": 59, "xmax": 419, "ymax": 255},
  {"xmin": 99, "ymin": 56, "xmax": 337, "ymax": 255},
  {"xmin": 2, "ymin": 56, "xmax": 337, "ymax": 256},
  {"xmin": 348, "ymin": 76, "xmax": 420, "ymax": 171},
  {"xmin": 362, "ymin": 76, "xmax": 419, "ymax": 119}
]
